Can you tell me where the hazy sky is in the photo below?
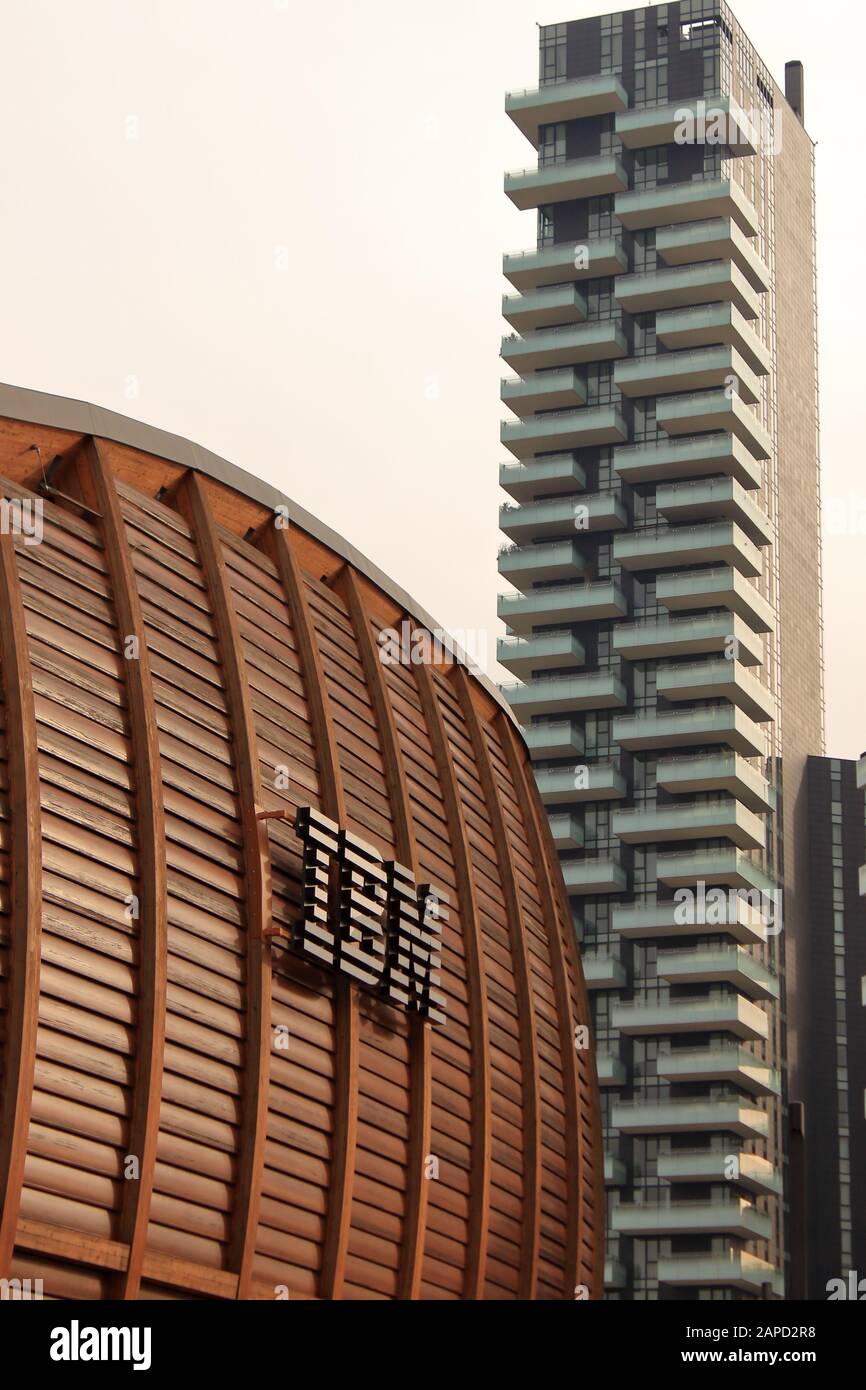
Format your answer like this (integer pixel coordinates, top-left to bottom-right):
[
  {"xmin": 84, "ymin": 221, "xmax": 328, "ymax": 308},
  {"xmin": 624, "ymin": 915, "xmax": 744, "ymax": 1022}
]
[{"xmin": 0, "ymin": 0, "xmax": 862, "ymax": 757}]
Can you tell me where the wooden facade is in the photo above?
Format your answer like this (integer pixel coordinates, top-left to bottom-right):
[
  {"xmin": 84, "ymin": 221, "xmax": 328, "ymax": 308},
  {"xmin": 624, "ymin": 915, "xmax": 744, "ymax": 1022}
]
[{"xmin": 0, "ymin": 400, "xmax": 604, "ymax": 1300}]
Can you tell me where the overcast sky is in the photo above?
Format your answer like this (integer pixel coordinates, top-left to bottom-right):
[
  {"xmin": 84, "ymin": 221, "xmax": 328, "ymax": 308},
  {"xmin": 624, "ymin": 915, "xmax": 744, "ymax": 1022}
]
[{"xmin": 0, "ymin": 0, "xmax": 862, "ymax": 757}]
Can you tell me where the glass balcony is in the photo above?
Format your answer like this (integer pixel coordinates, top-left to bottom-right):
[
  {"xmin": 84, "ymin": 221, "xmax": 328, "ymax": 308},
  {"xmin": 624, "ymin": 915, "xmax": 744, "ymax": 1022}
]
[
  {"xmin": 497, "ymin": 630, "xmax": 585, "ymax": 676},
  {"xmin": 656, "ymin": 659, "xmax": 776, "ymax": 723},
  {"xmin": 500, "ymin": 492, "xmax": 628, "ymax": 541},
  {"xmin": 501, "ymin": 320, "xmax": 628, "ymax": 371},
  {"xmin": 497, "ymin": 579, "xmax": 628, "ymax": 633},
  {"xmin": 614, "ymin": 177, "xmax": 760, "ymax": 237},
  {"xmin": 583, "ymin": 953, "xmax": 628, "ymax": 989},
  {"xmin": 498, "ymin": 539, "xmax": 586, "ymax": 587},
  {"xmin": 655, "ymin": 477, "xmax": 774, "ymax": 547},
  {"xmin": 597, "ymin": 1052, "xmax": 628, "ymax": 1087},
  {"xmin": 548, "ymin": 812, "xmax": 584, "ymax": 850},
  {"xmin": 612, "ymin": 995, "xmax": 768, "ymax": 1042},
  {"xmin": 615, "ymin": 96, "xmax": 757, "ymax": 155},
  {"xmin": 658, "ymin": 1149, "xmax": 782, "ymax": 1197},
  {"xmin": 657, "ymin": 391, "xmax": 773, "ymax": 460},
  {"xmin": 613, "ymin": 433, "xmax": 761, "ymax": 490},
  {"xmin": 535, "ymin": 763, "xmax": 627, "ymax": 806},
  {"xmin": 657, "ymin": 947, "xmax": 779, "ymax": 1000},
  {"xmin": 613, "ymin": 522, "xmax": 762, "ymax": 578},
  {"xmin": 502, "ymin": 284, "xmax": 588, "ymax": 332},
  {"xmin": 611, "ymin": 898, "xmax": 769, "ymax": 946},
  {"xmin": 615, "ymin": 261, "xmax": 761, "ymax": 319},
  {"xmin": 656, "ymin": 754, "xmax": 772, "ymax": 814},
  {"xmin": 657, "ymin": 216, "xmax": 771, "ymax": 292},
  {"xmin": 502, "ymin": 670, "xmax": 628, "ymax": 718},
  {"xmin": 605, "ymin": 1154, "xmax": 628, "ymax": 1186},
  {"xmin": 505, "ymin": 154, "xmax": 628, "ymax": 210},
  {"xmin": 657, "ymin": 1252, "xmax": 782, "ymax": 1296},
  {"xmin": 522, "ymin": 721, "xmax": 585, "ymax": 760},
  {"xmin": 501, "ymin": 370, "xmax": 587, "ymax": 416},
  {"xmin": 503, "ymin": 236, "xmax": 627, "ymax": 291},
  {"xmin": 613, "ymin": 705, "xmax": 768, "ymax": 759},
  {"xmin": 656, "ymin": 302, "xmax": 771, "ymax": 377},
  {"xmin": 604, "ymin": 1259, "xmax": 628, "ymax": 1290},
  {"xmin": 613, "ymin": 613, "xmax": 763, "ymax": 666},
  {"xmin": 611, "ymin": 1199, "xmax": 770, "ymax": 1241},
  {"xmin": 501, "ymin": 404, "xmax": 628, "ymax": 457},
  {"xmin": 614, "ymin": 346, "xmax": 760, "ymax": 403},
  {"xmin": 562, "ymin": 857, "xmax": 629, "ymax": 896},
  {"xmin": 657, "ymin": 566, "xmax": 775, "ymax": 634},
  {"xmin": 657, "ymin": 1045, "xmax": 781, "ymax": 1096},
  {"xmin": 611, "ymin": 1097, "xmax": 769, "ymax": 1139},
  {"xmin": 611, "ymin": 799, "xmax": 765, "ymax": 851},
  {"xmin": 506, "ymin": 74, "xmax": 628, "ymax": 144},
  {"xmin": 500, "ymin": 455, "xmax": 587, "ymax": 502},
  {"xmin": 656, "ymin": 848, "xmax": 777, "ymax": 897}
]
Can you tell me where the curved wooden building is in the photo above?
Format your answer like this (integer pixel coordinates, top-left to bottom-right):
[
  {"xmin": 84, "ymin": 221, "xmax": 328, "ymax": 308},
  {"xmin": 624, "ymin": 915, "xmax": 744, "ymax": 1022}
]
[{"xmin": 0, "ymin": 387, "xmax": 603, "ymax": 1300}]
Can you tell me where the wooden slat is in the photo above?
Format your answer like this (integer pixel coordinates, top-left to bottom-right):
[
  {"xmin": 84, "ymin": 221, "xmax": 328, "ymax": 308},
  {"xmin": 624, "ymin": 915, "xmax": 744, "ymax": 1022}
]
[
  {"xmin": 85, "ymin": 439, "xmax": 168, "ymax": 1299},
  {"xmin": 415, "ymin": 662, "xmax": 491, "ymax": 1299},
  {"xmin": 178, "ymin": 473, "xmax": 272, "ymax": 1300},
  {"xmin": 453, "ymin": 668, "xmax": 541, "ymax": 1300},
  {"xmin": 338, "ymin": 570, "xmax": 429, "ymax": 1300},
  {"xmin": 0, "ymin": 529, "xmax": 42, "ymax": 1278}
]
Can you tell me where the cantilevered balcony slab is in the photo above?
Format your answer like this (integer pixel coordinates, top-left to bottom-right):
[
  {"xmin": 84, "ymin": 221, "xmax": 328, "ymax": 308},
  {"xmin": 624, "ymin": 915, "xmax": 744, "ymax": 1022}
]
[
  {"xmin": 658, "ymin": 947, "xmax": 778, "ymax": 1000},
  {"xmin": 503, "ymin": 670, "xmax": 627, "ymax": 718},
  {"xmin": 611, "ymin": 1097, "xmax": 768, "ymax": 1139},
  {"xmin": 502, "ymin": 285, "xmax": 588, "ymax": 332},
  {"xmin": 614, "ymin": 345, "xmax": 760, "ymax": 403},
  {"xmin": 503, "ymin": 236, "xmax": 628, "ymax": 291},
  {"xmin": 615, "ymin": 177, "xmax": 760, "ymax": 236},
  {"xmin": 611, "ymin": 1198, "xmax": 770, "ymax": 1241},
  {"xmin": 501, "ymin": 370, "xmax": 587, "ymax": 416},
  {"xmin": 497, "ymin": 579, "xmax": 628, "ymax": 633},
  {"xmin": 502, "ymin": 320, "xmax": 628, "ymax": 372},
  {"xmin": 658, "ymin": 1253, "xmax": 782, "ymax": 1296},
  {"xmin": 613, "ymin": 433, "xmax": 761, "ymax": 490},
  {"xmin": 562, "ymin": 857, "xmax": 629, "ymax": 896},
  {"xmin": 612, "ymin": 995, "xmax": 768, "ymax": 1042},
  {"xmin": 500, "ymin": 455, "xmax": 587, "ymax": 501},
  {"xmin": 615, "ymin": 261, "xmax": 761, "ymax": 319},
  {"xmin": 583, "ymin": 953, "xmax": 628, "ymax": 989},
  {"xmin": 656, "ymin": 848, "xmax": 777, "ymax": 897},
  {"xmin": 657, "ymin": 391, "xmax": 773, "ymax": 460},
  {"xmin": 658, "ymin": 1046, "xmax": 780, "ymax": 1096},
  {"xmin": 613, "ymin": 705, "xmax": 768, "ymax": 759},
  {"xmin": 613, "ymin": 613, "xmax": 763, "ymax": 666},
  {"xmin": 506, "ymin": 74, "xmax": 628, "ymax": 144},
  {"xmin": 613, "ymin": 522, "xmax": 762, "ymax": 578},
  {"xmin": 535, "ymin": 763, "xmax": 627, "ymax": 806},
  {"xmin": 548, "ymin": 813, "xmax": 584, "ymax": 850},
  {"xmin": 611, "ymin": 898, "xmax": 768, "ymax": 946},
  {"xmin": 506, "ymin": 154, "xmax": 628, "ymax": 210},
  {"xmin": 656, "ymin": 478, "xmax": 774, "ymax": 547},
  {"xmin": 611, "ymin": 799, "xmax": 765, "ymax": 850},
  {"xmin": 657, "ymin": 567, "xmax": 774, "ymax": 634},
  {"xmin": 523, "ymin": 721, "xmax": 585, "ymax": 759},
  {"xmin": 498, "ymin": 540, "xmax": 586, "ymax": 587},
  {"xmin": 658, "ymin": 1150, "xmax": 781, "ymax": 1196},
  {"xmin": 657, "ymin": 217, "xmax": 771, "ymax": 291},
  {"xmin": 657, "ymin": 754, "xmax": 772, "ymax": 814},
  {"xmin": 500, "ymin": 492, "xmax": 627, "ymax": 541},
  {"xmin": 597, "ymin": 1053, "xmax": 628, "ymax": 1087},
  {"xmin": 656, "ymin": 659, "xmax": 775, "ymax": 723},
  {"xmin": 656, "ymin": 303, "xmax": 771, "ymax": 377},
  {"xmin": 497, "ymin": 630, "xmax": 585, "ymax": 676},
  {"xmin": 501, "ymin": 405, "xmax": 628, "ymax": 458},
  {"xmin": 615, "ymin": 96, "xmax": 758, "ymax": 154}
]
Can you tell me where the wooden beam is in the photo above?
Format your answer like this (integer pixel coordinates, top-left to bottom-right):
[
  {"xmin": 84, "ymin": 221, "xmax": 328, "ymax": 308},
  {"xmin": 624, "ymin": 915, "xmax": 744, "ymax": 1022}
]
[
  {"xmin": 0, "ymin": 528, "xmax": 42, "ymax": 1279},
  {"xmin": 453, "ymin": 668, "xmax": 541, "ymax": 1299},
  {"xmin": 79, "ymin": 439, "xmax": 168, "ymax": 1300},
  {"xmin": 414, "ymin": 662, "xmax": 491, "ymax": 1299},
  {"xmin": 177, "ymin": 472, "xmax": 272, "ymax": 1300}
]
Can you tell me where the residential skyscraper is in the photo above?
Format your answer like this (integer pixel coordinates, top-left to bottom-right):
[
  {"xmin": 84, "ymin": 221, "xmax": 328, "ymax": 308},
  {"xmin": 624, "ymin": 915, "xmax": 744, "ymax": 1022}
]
[{"xmin": 498, "ymin": 2, "xmax": 824, "ymax": 1299}]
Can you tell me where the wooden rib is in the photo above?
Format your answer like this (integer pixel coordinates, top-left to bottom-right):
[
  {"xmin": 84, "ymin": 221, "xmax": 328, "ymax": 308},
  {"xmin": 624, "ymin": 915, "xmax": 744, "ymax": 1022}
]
[
  {"xmin": 266, "ymin": 523, "xmax": 354, "ymax": 1301},
  {"xmin": 414, "ymin": 661, "xmax": 491, "ymax": 1299},
  {"xmin": 338, "ymin": 568, "xmax": 429, "ymax": 1300},
  {"xmin": 79, "ymin": 439, "xmax": 168, "ymax": 1300},
  {"xmin": 498, "ymin": 714, "xmax": 585, "ymax": 1299},
  {"xmin": 177, "ymin": 472, "xmax": 272, "ymax": 1300},
  {"xmin": 453, "ymin": 668, "xmax": 541, "ymax": 1299},
  {"xmin": 0, "ymin": 529, "xmax": 42, "ymax": 1279}
]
